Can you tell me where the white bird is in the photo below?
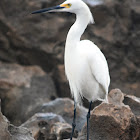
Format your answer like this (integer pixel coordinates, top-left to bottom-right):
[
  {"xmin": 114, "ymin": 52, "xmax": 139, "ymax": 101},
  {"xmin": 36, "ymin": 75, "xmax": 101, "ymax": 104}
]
[{"xmin": 32, "ymin": 0, "xmax": 110, "ymax": 139}]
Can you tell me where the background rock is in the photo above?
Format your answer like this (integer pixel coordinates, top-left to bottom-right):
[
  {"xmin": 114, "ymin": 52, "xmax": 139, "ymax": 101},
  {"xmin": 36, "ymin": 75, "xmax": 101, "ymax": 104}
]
[{"xmin": 0, "ymin": 62, "xmax": 57, "ymax": 125}]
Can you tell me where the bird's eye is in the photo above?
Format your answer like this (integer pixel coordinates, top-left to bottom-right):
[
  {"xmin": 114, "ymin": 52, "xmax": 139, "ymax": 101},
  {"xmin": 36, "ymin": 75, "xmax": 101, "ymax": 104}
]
[{"xmin": 67, "ymin": 3, "xmax": 72, "ymax": 7}]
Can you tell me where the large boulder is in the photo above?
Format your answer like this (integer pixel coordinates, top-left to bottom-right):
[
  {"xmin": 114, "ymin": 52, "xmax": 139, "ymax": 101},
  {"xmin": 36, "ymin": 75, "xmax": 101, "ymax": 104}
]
[
  {"xmin": 0, "ymin": 62, "xmax": 57, "ymax": 125},
  {"xmin": 79, "ymin": 89, "xmax": 140, "ymax": 140},
  {"xmin": 79, "ymin": 103, "xmax": 140, "ymax": 140}
]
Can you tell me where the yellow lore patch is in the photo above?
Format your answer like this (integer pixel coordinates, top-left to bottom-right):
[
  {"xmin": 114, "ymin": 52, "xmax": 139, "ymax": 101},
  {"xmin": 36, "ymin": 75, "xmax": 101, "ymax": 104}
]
[{"xmin": 60, "ymin": 3, "xmax": 72, "ymax": 8}]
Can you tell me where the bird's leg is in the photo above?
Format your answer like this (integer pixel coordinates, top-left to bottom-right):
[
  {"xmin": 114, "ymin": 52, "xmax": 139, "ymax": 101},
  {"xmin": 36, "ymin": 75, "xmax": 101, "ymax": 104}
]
[
  {"xmin": 87, "ymin": 101, "xmax": 92, "ymax": 140},
  {"xmin": 70, "ymin": 100, "xmax": 76, "ymax": 140}
]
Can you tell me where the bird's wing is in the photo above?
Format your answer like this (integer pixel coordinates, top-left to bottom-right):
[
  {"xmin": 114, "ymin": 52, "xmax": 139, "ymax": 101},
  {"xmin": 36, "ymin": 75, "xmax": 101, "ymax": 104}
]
[{"xmin": 79, "ymin": 40, "xmax": 110, "ymax": 94}]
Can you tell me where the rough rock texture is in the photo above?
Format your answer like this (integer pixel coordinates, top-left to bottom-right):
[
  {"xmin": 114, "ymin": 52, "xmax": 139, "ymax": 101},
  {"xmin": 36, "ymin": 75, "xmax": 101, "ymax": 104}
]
[
  {"xmin": 9, "ymin": 125, "xmax": 35, "ymax": 140},
  {"xmin": 0, "ymin": 0, "xmax": 139, "ymax": 97},
  {"xmin": 108, "ymin": 89, "xmax": 140, "ymax": 117},
  {"xmin": 35, "ymin": 98, "xmax": 88, "ymax": 132},
  {"xmin": 123, "ymin": 94, "xmax": 140, "ymax": 117},
  {"xmin": 0, "ymin": 100, "xmax": 11, "ymax": 140},
  {"xmin": 108, "ymin": 88, "xmax": 125, "ymax": 106},
  {"xmin": 79, "ymin": 103, "xmax": 140, "ymax": 140},
  {"xmin": 0, "ymin": 100, "xmax": 35, "ymax": 140},
  {"xmin": 1, "ymin": 89, "xmax": 140, "ymax": 140},
  {"xmin": 21, "ymin": 113, "xmax": 78, "ymax": 140},
  {"xmin": 0, "ymin": 62, "xmax": 57, "ymax": 125}
]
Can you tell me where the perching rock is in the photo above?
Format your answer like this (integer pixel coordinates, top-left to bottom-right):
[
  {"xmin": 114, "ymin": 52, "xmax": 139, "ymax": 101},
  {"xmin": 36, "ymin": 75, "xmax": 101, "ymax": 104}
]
[
  {"xmin": 21, "ymin": 113, "xmax": 78, "ymax": 140},
  {"xmin": 0, "ymin": 62, "xmax": 57, "ymax": 125},
  {"xmin": 79, "ymin": 102, "xmax": 140, "ymax": 140}
]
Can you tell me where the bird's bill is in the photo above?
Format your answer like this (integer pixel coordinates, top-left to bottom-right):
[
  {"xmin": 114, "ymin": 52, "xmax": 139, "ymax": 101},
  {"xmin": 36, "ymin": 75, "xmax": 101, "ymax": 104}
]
[{"xmin": 31, "ymin": 5, "xmax": 65, "ymax": 14}]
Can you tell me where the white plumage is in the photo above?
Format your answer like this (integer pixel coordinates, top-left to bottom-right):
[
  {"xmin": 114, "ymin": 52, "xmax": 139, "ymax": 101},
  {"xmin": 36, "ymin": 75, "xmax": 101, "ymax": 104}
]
[
  {"xmin": 63, "ymin": 0, "xmax": 110, "ymax": 104},
  {"xmin": 32, "ymin": 0, "xmax": 110, "ymax": 139}
]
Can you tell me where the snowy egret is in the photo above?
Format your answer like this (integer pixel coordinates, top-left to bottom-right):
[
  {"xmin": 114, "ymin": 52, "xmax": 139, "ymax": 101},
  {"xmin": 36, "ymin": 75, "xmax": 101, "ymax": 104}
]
[{"xmin": 32, "ymin": 0, "xmax": 110, "ymax": 139}]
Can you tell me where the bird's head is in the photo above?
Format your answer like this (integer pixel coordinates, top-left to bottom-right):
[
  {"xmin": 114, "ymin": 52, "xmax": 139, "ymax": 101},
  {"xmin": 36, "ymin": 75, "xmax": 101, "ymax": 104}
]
[
  {"xmin": 32, "ymin": 0, "xmax": 89, "ymax": 15},
  {"xmin": 32, "ymin": 0, "xmax": 94, "ymax": 24}
]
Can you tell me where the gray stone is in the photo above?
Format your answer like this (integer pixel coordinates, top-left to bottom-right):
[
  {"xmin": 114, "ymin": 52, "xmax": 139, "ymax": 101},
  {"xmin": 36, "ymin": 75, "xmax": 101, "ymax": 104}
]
[
  {"xmin": 9, "ymin": 125, "xmax": 35, "ymax": 140},
  {"xmin": 108, "ymin": 88, "xmax": 124, "ymax": 106},
  {"xmin": 36, "ymin": 98, "xmax": 88, "ymax": 132},
  {"xmin": 0, "ymin": 100, "xmax": 35, "ymax": 140},
  {"xmin": 0, "ymin": 62, "xmax": 57, "ymax": 125},
  {"xmin": 123, "ymin": 94, "xmax": 140, "ymax": 117},
  {"xmin": 21, "ymin": 112, "xmax": 78, "ymax": 139}
]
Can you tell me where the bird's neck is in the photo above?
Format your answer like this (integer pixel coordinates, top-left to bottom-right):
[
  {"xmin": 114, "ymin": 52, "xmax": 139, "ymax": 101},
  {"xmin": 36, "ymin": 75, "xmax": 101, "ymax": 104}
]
[{"xmin": 66, "ymin": 11, "xmax": 92, "ymax": 48}]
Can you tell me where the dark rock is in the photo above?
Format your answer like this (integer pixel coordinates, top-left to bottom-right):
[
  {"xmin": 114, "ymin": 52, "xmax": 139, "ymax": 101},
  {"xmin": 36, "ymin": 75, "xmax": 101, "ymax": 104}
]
[
  {"xmin": 36, "ymin": 98, "xmax": 88, "ymax": 132},
  {"xmin": 0, "ymin": 62, "xmax": 57, "ymax": 125},
  {"xmin": 9, "ymin": 124, "xmax": 35, "ymax": 140},
  {"xmin": 79, "ymin": 103, "xmax": 140, "ymax": 140},
  {"xmin": 0, "ymin": 100, "xmax": 11, "ymax": 140},
  {"xmin": 21, "ymin": 112, "xmax": 78, "ymax": 139},
  {"xmin": 123, "ymin": 94, "xmax": 140, "ymax": 117},
  {"xmin": 52, "ymin": 64, "xmax": 71, "ymax": 98},
  {"xmin": 48, "ymin": 122, "xmax": 78, "ymax": 139},
  {"xmin": 21, "ymin": 113, "xmax": 65, "ymax": 138}
]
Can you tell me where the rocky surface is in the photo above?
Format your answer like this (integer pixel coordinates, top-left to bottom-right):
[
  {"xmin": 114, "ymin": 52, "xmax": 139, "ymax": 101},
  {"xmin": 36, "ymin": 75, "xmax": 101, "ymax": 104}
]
[
  {"xmin": 0, "ymin": 89, "xmax": 140, "ymax": 140},
  {"xmin": 79, "ymin": 89, "xmax": 140, "ymax": 140},
  {"xmin": 0, "ymin": 62, "xmax": 57, "ymax": 125},
  {"xmin": 0, "ymin": 0, "xmax": 139, "ymax": 97},
  {"xmin": 123, "ymin": 94, "xmax": 140, "ymax": 117},
  {"xmin": 0, "ymin": 100, "xmax": 11, "ymax": 140},
  {"xmin": 108, "ymin": 88, "xmax": 125, "ymax": 106},
  {"xmin": 21, "ymin": 113, "xmax": 78, "ymax": 139},
  {"xmin": 35, "ymin": 98, "xmax": 88, "ymax": 132},
  {"xmin": 79, "ymin": 103, "xmax": 140, "ymax": 140},
  {"xmin": 0, "ymin": 100, "xmax": 35, "ymax": 140}
]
